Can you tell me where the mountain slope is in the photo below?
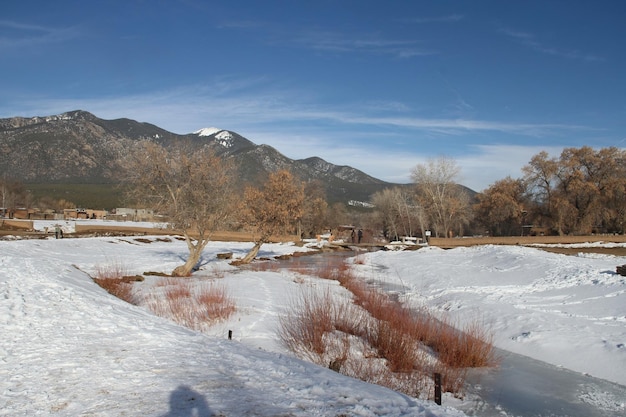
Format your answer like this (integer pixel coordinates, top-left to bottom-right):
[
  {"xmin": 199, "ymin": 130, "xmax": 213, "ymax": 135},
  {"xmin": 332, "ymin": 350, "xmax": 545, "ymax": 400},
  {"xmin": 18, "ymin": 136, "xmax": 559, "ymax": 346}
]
[{"xmin": 0, "ymin": 111, "xmax": 396, "ymax": 205}]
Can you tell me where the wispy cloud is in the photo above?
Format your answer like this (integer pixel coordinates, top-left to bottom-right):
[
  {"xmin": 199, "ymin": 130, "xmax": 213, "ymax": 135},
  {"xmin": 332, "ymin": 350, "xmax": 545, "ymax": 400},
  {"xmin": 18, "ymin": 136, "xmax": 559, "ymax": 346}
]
[
  {"xmin": 458, "ymin": 144, "xmax": 566, "ymax": 190},
  {"xmin": 291, "ymin": 30, "xmax": 433, "ymax": 58},
  {"xmin": 0, "ymin": 19, "xmax": 80, "ymax": 48},
  {"xmin": 500, "ymin": 27, "xmax": 603, "ymax": 62},
  {"xmin": 1, "ymin": 83, "xmax": 593, "ymax": 139}
]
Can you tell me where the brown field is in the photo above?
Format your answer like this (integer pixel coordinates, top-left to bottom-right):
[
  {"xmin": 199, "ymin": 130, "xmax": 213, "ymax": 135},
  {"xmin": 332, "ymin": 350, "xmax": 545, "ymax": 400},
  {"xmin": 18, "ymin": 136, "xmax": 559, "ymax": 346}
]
[
  {"xmin": 429, "ymin": 235, "xmax": 626, "ymax": 256},
  {"xmin": 0, "ymin": 220, "xmax": 296, "ymax": 243},
  {"xmin": 3, "ymin": 219, "xmax": 626, "ymax": 255}
]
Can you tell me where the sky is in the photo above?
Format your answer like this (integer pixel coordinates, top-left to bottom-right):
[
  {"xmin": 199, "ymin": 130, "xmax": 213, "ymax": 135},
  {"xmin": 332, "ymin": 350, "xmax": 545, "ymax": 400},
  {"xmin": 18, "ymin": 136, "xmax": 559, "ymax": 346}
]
[{"xmin": 1, "ymin": 1, "xmax": 625, "ymax": 191}]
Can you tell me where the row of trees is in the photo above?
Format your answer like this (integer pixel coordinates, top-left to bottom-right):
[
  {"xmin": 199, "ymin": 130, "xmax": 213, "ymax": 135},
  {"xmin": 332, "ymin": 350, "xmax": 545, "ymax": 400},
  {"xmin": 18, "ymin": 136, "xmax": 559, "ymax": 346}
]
[
  {"xmin": 122, "ymin": 142, "xmax": 626, "ymax": 275},
  {"xmin": 485, "ymin": 146, "xmax": 626, "ymax": 236},
  {"xmin": 369, "ymin": 156, "xmax": 472, "ymax": 240},
  {"xmin": 0, "ymin": 178, "xmax": 77, "ymax": 215},
  {"xmin": 371, "ymin": 146, "xmax": 626, "ymax": 240},
  {"xmin": 122, "ymin": 141, "xmax": 310, "ymax": 275},
  {"xmin": 6, "ymin": 140, "xmax": 622, "ymax": 275}
]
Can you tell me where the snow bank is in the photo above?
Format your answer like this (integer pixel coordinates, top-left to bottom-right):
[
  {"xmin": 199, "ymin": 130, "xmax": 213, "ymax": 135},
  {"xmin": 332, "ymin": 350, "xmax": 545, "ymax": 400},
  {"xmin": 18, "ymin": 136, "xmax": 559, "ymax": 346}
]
[
  {"xmin": 355, "ymin": 244, "xmax": 626, "ymax": 386},
  {"xmin": 0, "ymin": 237, "xmax": 465, "ymax": 416}
]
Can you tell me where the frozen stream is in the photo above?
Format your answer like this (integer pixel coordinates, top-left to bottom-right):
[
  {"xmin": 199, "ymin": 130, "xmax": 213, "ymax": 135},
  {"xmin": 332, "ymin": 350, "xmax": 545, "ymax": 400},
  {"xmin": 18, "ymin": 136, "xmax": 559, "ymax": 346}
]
[
  {"xmin": 278, "ymin": 250, "xmax": 626, "ymax": 417},
  {"xmin": 461, "ymin": 349, "xmax": 626, "ymax": 416}
]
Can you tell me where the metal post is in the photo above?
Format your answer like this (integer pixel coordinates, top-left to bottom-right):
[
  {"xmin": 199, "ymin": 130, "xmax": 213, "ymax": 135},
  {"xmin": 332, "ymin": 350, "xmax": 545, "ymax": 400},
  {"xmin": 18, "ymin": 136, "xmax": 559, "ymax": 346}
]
[{"xmin": 434, "ymin": 372, "xmax": 442, "ymax": 405}]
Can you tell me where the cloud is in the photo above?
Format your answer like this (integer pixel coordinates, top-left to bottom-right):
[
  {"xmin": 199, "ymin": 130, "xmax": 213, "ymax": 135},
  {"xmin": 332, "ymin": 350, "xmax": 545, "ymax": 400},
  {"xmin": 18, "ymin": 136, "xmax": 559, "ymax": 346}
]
[
  {"xmin": 499, "ymin": 27, "xmax": 603, "ymax": 62},
  {"xmin": 291, "ymin": 30, "xmax": 434, "ymax": 58},
  {"xmin": 2, "ymin": 82, "xmax": 594, "ymax": 138},
  {"xmin": 0, "ymin": 19, "xmax": 80, "ymax": 48},
  {"xmin": 457, "ymin": 144, "xmax": 566, "ymax": 191}
]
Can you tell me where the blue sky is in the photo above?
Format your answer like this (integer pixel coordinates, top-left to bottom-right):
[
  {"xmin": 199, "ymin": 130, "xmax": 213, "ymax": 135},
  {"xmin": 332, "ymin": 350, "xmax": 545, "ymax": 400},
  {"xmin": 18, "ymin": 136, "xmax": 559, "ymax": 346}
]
[{"xmin": 1, "ymin": 1, "xmax": 625, "ymax": 191}]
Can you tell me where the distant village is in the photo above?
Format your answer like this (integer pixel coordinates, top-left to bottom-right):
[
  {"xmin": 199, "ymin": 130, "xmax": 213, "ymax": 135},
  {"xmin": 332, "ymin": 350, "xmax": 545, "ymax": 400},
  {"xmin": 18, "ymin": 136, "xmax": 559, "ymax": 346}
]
[{"xmin": 1, "ymin": 207, "xmax": 156, "ymax": 222}]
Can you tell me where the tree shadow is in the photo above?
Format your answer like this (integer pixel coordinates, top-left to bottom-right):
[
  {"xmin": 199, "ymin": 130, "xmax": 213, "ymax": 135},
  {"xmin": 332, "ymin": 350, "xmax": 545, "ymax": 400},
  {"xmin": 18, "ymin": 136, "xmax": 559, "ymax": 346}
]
[{"xmin": 161, "ymin": 385, "xmax": 212, "ymax": 417}]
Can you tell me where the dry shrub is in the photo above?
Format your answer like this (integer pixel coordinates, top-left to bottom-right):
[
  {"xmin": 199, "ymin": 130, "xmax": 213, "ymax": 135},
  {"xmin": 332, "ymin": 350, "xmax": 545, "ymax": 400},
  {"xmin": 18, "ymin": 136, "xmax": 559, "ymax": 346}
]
[
  {"xmin": 93, "ymin": 277, "xmax": 136, "ymax": 304},
  {"xmin": 196, "ymin": 283, "xmax": 236, "ymax": 320},
  {"xmin": 279, "ymin": 288, "xmax": 336, "ymax": 356},
  {"xmin": 165, "ymin": 279, "xmax": 192, "ymax": 299},
  {"xmin": 279, "ymin": 255, "xmax": 497, "ymax": 398},
  {"xmin": 369, "ymin": 321, "xmax": 420, "ymax": 373},
  {"xmin": 92, "ymin": 261, "xmax": 138, "ymax": 305},
  {"xmin": 430, "ymin": 316, "xmax": 497, "ymax": 369},
  {"xmin": 94, "ymin": 261, "xmax": 129, "ymax": 280},
  {"xmin": 144, "ymin": 277, "xmax": 236, "ymax": 330}
]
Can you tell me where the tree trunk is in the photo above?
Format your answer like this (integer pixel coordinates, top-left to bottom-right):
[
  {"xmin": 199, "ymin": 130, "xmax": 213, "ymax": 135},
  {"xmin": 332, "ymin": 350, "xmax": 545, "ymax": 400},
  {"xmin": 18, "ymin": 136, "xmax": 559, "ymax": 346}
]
[
  {"xmin": 171, "ymin": 244, "xmax": 203, "ymax": 277},
  {"xmin": 240, "ymin": 241, "xmax": 263, "ymax": 265}
]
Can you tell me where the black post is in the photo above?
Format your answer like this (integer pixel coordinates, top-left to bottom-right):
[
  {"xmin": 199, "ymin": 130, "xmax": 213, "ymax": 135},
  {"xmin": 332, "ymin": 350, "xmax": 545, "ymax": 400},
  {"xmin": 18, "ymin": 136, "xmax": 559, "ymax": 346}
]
[
  {"xmin": 434, "ymin": 372, "xmax": 442, "ymax": 405},
  {"xmin": 228, "ymin": 330, "xmax": 232, "ymax": 340}
]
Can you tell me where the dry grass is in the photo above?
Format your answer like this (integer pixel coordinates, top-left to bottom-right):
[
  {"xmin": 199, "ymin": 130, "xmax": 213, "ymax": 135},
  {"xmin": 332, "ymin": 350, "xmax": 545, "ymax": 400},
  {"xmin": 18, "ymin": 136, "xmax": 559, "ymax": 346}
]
[
  {"xmin": 92, "ymin": 261, "xmax": 235, "ymax": 331},
  {"xmin": 144, "ymin": 277, "xmax": 235, "ymax": 330},
  {"xmin": 278, "ymin": 256, "xmax": 497, "ymax": 398},
  {"xmin": 92, "ymin": 261, "xmax": 139, "ymax": 304},
  {"xmin": 196, "ymin": 283, "xmax": 236, "ymax": 320},
  {"xmin": 278, "ymin": 288, "xmax": 337, "ymax": 356}
]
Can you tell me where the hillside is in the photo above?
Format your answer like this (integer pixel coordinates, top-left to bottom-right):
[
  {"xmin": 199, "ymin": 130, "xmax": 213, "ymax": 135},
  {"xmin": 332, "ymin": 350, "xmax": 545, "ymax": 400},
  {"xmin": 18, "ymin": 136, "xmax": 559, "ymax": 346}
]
[{"xmin": 0, "ymin": 110, "xmax": 396, "ymax": 207}]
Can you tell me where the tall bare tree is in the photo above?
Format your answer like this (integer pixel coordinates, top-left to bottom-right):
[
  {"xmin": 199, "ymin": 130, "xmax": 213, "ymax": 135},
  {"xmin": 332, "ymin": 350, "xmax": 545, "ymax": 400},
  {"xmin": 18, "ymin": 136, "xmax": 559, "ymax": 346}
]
[
  {"xmin": 411, "ymin": 156, "xmax": 468, "ymax": 238},
  {"xmin": 122, "ymin": 141, "xmax": 236, "ymax": 276},
  {"xmin": 239, "ymin": 170, "xmax": 305, "ymax": 264},
  {"xmin": 371, "ymin": 187, "xmax": 425, "ymax": 240}
]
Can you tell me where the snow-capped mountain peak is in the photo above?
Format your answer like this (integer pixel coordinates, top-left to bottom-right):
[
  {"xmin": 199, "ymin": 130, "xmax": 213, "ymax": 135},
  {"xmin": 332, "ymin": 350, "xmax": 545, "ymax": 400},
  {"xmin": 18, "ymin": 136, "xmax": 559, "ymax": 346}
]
[
  {"xmin": 194, "ymin": 127, "xmax": 234, "ymax": 148},
  {"xmin": 194, "ymin": 127, "xmax": 222, "ymax": 137}
]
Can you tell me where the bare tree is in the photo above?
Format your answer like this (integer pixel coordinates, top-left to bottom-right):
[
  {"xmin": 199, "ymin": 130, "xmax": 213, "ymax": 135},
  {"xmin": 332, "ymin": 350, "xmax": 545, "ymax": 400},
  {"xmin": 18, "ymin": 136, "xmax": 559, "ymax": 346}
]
[
  {"xmin": 371, "ymin": 187, "xmax": 425, "ymax": 241},
  {"xmin": 122, "ymin": 141, "xmax": 236, "ymax": 276},
  {"xmin": 411, "ymin": 156, "xmax": 468, "ymax": 238},
  {"xmin": 0, "ymin": 178, "xmax": 29, "ymax": 215},
  {"xmin": 300, "ymin": 180, "xmax": 328, "ymax": 239},
  {"xmin": 239, "ymin": 170, "xmax": 305, "ymax": 264}
]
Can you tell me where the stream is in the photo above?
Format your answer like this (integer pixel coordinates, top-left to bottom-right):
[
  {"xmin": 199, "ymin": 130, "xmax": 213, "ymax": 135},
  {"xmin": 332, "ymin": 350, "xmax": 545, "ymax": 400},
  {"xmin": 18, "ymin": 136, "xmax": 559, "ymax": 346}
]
[{"xmin": 276, "ymin": 250, "xmax": 626, "ymax": 416}]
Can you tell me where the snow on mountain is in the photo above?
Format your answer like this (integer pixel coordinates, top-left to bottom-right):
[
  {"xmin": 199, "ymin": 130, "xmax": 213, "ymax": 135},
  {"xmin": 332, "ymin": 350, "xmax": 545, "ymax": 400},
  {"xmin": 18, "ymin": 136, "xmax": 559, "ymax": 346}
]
[
  {"xmin": 194, "ymin": 127, "xmax": 234, "ymax": 148},
  {"xmin": 194, "ymin": 127, "xmax": 222, "ymax": 136},
  {"xmin": 215, "ymin": 130, "xmax": 234, "ymax": 148}
]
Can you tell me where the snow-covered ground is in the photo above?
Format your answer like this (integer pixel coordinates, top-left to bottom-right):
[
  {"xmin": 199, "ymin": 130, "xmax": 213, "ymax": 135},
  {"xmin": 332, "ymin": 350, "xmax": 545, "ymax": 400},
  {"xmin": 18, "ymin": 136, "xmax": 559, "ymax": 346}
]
[
  {"xmin": 356, "ymin": 245, "xmax": 626, "ymax": 387},
  {"xmin": 1, "ymin": 220, "xmax": 625, "ymax": 416}
]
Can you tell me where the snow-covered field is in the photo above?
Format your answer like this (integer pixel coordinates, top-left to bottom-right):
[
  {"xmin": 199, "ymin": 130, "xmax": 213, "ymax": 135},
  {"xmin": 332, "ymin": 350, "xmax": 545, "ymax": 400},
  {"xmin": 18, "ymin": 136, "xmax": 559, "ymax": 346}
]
[{"xmin": 1, "ymin": 220, "xmax": 625, "ymax": 416}]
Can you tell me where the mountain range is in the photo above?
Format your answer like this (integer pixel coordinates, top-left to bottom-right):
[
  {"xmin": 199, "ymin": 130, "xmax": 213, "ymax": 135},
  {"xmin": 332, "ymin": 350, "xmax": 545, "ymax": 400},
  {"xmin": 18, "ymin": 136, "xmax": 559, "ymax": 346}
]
[{"xmin": 0, "ymin": 110, "xmax": 399, "ymax": 208}]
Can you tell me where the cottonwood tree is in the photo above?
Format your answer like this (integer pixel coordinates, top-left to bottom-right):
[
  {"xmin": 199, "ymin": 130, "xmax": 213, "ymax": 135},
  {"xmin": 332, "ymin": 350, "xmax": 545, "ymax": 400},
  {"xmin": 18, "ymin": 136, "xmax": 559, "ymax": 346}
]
[
  {"xmin": 522, "ymin": 151, "xmax": 559, "ymax": 231},
  {"xmin": 239, "ymin": 170, "xmax": 305, "ymax": 264},
  {"xmin": 523, "ymin": 147, "xmax": 626, "ymax": 235},
  {"xmin": 122, "ymin": 141, "xmax": 236, "ymax": 276},
  {"xmin": 300, "ymin": 180, "xmax": 328, "ymax": 239},
  {"xmin": 474, "ymin": 177, "xmax": 527, "ymax": 236},
  {"xmin": 411, "ymin": 156, "xmax": 469, "ymax": 238},
  {"xmin": 371, "ymin": 187, "xmax": 425, "ymax": 240}
]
